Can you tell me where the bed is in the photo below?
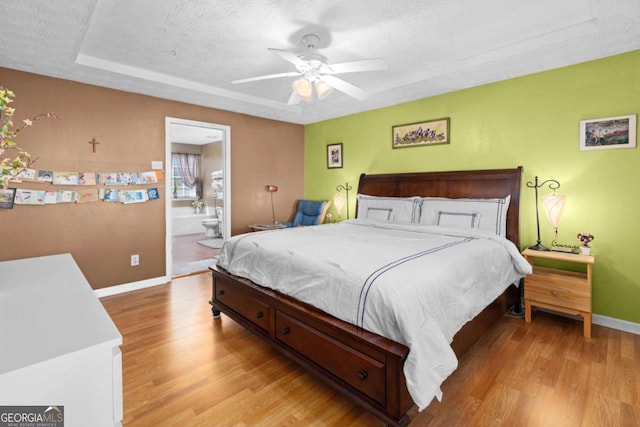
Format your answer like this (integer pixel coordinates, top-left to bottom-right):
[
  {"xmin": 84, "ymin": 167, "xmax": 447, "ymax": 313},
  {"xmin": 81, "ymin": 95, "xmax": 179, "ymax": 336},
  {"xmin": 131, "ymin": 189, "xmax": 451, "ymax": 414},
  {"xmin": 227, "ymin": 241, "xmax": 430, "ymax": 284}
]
[{"xmin": 209, "ymin": 167, "xmax": 528, "ymax": 426}]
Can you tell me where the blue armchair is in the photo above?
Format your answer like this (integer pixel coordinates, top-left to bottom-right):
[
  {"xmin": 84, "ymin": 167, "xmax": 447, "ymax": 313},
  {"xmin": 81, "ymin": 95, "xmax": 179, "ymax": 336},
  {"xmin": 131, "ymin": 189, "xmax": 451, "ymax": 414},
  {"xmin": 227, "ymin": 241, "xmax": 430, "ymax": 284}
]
[{"xmin": 281, "ymin": 199, "xmax": 332, "ymax": 227}]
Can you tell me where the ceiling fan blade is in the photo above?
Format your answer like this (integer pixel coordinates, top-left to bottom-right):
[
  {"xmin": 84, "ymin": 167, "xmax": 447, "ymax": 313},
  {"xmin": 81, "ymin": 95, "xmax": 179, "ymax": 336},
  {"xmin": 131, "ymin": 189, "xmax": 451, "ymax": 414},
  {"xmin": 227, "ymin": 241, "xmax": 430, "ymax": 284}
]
[
  {"xmin": 231, "ymin": 71, "xmax": 301, "ymax": 84},
  {"xmin": 287, "ymin": 92, "xmax": 301, "ymax": 106},
  {"xmin": 321, "ymin": 75, "xmax": 369, "ymax": 101},
  {"xmin": 323, "ymin": 58, "xmax": 388, "ymax": 75},
  {"xmin": 268, "ymin": 48, "xmax": 309, "ymax": 68}
]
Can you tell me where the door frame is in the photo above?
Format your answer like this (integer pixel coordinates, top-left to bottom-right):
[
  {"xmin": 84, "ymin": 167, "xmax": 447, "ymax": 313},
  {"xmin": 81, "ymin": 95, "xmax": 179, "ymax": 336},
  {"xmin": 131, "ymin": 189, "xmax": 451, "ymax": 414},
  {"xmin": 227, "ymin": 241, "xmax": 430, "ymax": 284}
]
[{"xmin": 164, "ymin": 117, "xmax": 231, "ymax": 278}]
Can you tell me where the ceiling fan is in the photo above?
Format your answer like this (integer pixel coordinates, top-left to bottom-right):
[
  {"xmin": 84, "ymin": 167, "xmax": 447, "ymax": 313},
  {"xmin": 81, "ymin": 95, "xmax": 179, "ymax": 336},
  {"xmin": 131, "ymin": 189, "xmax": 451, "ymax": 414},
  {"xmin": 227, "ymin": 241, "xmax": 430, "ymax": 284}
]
[{"xmin": 231, "ymin": 34, "xmax": 388, "ymax": 105}]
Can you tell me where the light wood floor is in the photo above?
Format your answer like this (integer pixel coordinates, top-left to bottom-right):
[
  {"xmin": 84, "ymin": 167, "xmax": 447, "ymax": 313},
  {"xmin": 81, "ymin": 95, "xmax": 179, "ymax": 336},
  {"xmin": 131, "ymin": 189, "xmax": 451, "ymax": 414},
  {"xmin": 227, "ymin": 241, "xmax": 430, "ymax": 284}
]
[
  {"xmin": 172, "ymin": 233, "xmax": 220, "ymax": 277},
  {"xmin": 100, "ymin": 273, "xmax": 640, "ymax": 426},
  {"xmin": 172, "ymin": 233, "xmax": 219, "ymax": 265}
]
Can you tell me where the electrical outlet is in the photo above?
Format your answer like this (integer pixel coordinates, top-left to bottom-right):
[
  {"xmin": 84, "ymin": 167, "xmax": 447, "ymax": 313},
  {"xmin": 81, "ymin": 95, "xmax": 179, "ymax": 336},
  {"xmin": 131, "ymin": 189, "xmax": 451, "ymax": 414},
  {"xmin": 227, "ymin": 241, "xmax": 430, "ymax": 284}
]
[{"xmin": 131, "ymin": 254, "xmax": 139, "ymax": 266}]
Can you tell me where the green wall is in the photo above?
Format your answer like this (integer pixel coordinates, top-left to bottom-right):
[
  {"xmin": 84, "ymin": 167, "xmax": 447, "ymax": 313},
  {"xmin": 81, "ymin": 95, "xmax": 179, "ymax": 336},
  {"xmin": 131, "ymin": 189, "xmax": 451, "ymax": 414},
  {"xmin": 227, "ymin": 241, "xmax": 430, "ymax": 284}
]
[{"xmin": 304, "ymin": 49, "xmax": 640, "ymax": 324}]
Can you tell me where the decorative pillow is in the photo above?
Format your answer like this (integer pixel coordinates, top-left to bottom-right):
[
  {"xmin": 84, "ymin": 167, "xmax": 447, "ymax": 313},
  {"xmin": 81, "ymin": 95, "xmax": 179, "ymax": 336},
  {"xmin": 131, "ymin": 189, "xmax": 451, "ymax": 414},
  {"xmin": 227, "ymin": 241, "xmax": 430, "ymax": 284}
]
[
  {"xmin": 421, "ymin": 195, "xmax": 511, "ymax": 236},
  {"xmin": 436, "ymin": 211, "xmax": 480, "ymax": 229},
  {"xmin": 356, "ymin": 194, "xmax": 422, "ymax": 224}
]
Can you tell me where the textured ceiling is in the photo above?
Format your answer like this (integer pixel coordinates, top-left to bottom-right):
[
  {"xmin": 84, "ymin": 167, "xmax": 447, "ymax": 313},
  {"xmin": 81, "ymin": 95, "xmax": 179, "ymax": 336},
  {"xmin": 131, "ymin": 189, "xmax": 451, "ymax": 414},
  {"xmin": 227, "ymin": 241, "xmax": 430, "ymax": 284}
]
[{"xmin": 1, "ymin": 0, "xmax": 639, "ymax": 124}]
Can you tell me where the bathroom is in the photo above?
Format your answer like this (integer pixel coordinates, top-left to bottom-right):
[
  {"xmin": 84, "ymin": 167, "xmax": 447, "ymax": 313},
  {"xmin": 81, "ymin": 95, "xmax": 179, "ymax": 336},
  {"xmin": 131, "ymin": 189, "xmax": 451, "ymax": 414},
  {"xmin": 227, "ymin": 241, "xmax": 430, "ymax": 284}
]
[{"xmin": 170, "ymin": 132, "xmax": 224, "ymax": 276}]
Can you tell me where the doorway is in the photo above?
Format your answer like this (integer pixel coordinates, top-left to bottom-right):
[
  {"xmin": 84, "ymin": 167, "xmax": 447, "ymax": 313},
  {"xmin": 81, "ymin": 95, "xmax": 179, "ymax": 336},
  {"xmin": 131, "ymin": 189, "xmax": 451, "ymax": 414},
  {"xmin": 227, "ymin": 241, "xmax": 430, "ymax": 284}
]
[{"xmin": 165, "ymin": 117, "xmax": 231, "ymax": 277}]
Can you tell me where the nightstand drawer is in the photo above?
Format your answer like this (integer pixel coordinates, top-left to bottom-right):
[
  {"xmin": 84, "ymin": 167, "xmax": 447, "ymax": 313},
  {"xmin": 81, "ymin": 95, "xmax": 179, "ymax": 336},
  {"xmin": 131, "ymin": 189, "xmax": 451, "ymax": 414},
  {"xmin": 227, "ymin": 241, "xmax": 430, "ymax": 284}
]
[{"xmin": 525, "ymin": 266, "xmax": 591, "ymax": 312}]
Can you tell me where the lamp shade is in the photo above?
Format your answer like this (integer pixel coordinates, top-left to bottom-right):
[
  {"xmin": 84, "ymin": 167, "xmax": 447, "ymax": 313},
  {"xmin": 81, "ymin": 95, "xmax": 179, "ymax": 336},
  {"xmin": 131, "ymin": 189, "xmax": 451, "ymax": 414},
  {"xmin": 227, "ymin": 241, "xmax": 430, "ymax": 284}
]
[
  {"xmin": 315, "ymin": 79, "xmax": 333, "ymax": 100},
  {"xmin": 292, "ymin": 77, "xmax": 313, "ymax": 102},
  {"xmin": 333, "ymin": 192, "xmax": 345, "ymax": 215},
  {"xmin": 542, "ymin": 194, "xmax": 566, "ymax": 228}
]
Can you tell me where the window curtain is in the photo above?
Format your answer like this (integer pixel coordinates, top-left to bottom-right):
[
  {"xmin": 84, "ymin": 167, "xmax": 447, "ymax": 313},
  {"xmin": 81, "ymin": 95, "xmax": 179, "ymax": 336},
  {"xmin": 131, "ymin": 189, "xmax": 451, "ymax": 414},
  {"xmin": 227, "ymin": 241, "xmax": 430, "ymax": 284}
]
[{"xmin": 172, "ymin": 153, "xmax": 202, "ymax": 198}]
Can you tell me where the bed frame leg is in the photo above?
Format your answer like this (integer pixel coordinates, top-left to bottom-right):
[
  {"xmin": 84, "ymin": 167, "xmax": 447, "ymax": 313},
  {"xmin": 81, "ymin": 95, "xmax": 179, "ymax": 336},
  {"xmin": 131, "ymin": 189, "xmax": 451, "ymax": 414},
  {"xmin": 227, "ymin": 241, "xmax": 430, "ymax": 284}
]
[
  {"xmin": 510, "ymin": 279, "xmax": 524, "ymax": 317},
  {"xmin": 209, "ymin": 300, "xmax": 221, "ymax": 319}
]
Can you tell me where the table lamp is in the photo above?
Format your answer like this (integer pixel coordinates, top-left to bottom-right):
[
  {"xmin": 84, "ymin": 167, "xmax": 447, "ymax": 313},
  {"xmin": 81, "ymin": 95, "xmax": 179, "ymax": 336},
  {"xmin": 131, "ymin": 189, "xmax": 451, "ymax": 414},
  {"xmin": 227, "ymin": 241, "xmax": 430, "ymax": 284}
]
[
  {"xmin": 266, "ymin": 185, "xmax": 278, "ymax": 224},
  {"xmin": 526, "ymin": 176, "xmax": 561, "ymax": 251},
  {"xmin": 543, "ymin": 193, "xmax": 566, "ymax": 246}
]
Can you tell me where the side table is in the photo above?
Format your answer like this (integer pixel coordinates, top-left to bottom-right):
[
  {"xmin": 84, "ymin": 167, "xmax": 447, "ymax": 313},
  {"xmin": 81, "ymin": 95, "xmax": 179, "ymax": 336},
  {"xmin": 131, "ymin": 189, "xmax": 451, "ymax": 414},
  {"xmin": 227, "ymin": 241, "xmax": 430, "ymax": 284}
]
[
  {"xmin": 522, "ymin": 248, "xmax": 595, "ymax": 338},
  {"xmin": 249, "ymin": 223, "xmax": 286, "ymax": 232}
]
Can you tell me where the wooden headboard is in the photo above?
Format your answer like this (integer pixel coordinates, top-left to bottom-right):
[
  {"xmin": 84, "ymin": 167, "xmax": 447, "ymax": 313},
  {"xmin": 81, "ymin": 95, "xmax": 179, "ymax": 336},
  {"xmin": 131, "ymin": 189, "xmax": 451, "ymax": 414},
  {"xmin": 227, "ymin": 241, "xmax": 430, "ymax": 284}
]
[{"xmin": 357, "ymin": 167, "xmax": 523, "ymax": 248}]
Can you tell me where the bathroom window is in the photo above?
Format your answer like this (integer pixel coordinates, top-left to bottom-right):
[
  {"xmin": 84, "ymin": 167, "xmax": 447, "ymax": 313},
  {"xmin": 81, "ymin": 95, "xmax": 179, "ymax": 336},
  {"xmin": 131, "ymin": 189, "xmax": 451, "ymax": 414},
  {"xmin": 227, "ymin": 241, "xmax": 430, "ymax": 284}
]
[{"xmin": 171, "ymin": 153, "xmax": 201, "ymax": 199}]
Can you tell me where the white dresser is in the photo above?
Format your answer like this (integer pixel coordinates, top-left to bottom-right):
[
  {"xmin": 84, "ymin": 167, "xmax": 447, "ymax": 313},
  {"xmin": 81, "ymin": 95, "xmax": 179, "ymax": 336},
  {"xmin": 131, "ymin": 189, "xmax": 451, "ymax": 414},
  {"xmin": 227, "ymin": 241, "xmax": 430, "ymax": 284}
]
[{"xmin": 0, "ymin": 254, "xmax": 123, "ymax": 427}]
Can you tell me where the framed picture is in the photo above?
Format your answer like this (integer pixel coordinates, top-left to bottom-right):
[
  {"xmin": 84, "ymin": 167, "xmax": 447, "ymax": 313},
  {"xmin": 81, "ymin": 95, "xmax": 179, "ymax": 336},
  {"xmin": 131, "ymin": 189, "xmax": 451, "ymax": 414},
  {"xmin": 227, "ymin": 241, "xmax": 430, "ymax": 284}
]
[
  {"xmin": 579, "ymin": 114, "xmax": 637, "ymax": 151},
  {"xmin": 0, "ymin": 188, "xmax": 16, "ymax": 209},
  {"xmin": 392, "ymin": 117, "xmax": 450, "ymax": 148},
  {"xmin": 327, "ymin": 143, "xmax": 343, "ymax": 169}
]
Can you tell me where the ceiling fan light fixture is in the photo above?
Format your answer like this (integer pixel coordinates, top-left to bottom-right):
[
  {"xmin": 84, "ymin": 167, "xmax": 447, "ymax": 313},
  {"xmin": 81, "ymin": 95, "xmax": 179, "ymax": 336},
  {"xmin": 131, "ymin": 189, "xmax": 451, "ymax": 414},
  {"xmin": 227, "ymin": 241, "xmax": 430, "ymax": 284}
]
[
  {"xmin": 315, "ymin": 79, "xmax": 333, "ymax": 100},
  {"xmin": 292, "ymin": 77, "xmax": 313, "ymax": 102}
]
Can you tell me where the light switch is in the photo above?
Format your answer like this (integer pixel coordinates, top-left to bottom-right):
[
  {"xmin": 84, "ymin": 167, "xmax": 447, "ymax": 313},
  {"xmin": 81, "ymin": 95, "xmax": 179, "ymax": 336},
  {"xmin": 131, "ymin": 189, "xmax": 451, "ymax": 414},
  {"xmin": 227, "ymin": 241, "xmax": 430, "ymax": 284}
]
[{"xmin": 151, "ymin": 161, "xmax": 163, "ymax": 170}]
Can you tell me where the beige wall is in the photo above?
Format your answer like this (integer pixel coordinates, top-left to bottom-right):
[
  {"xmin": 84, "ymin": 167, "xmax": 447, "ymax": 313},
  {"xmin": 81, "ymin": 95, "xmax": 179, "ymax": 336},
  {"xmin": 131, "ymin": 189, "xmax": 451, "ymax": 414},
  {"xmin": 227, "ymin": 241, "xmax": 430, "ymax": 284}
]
[
  {"xmin": 0, "ymin": 68, "xmax": 304, "ymax": 289},
  {"xmin": 202, "ymin": 142, "xmax": 223, "ymax": 210}
]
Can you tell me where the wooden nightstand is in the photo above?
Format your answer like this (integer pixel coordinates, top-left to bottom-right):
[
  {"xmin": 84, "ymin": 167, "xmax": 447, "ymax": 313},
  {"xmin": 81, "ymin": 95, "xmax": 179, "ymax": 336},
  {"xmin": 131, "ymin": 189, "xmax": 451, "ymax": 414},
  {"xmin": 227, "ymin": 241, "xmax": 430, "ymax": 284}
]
[
  {"xmin": 248, "ymin": 223, "xmax": 286, "ymax": 232},
  {"xmin": 522, "ymin": 248, "xmax": 595, "ymax": 338}
]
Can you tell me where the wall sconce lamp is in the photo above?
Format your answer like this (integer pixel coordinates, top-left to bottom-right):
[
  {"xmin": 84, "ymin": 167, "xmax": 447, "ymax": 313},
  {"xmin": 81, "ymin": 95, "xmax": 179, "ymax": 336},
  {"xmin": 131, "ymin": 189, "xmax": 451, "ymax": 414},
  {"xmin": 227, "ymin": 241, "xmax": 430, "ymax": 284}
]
[
  {"xmin": 266, "ymin": 185, "xmax": 278, "ymax": 224},
  {"xmin": 335, "ymin": 182, "xmax": 352, "ymax": 219},
  {"xmin": 527, "ymin": 176, "xmax": 562, "ymax": 251}
]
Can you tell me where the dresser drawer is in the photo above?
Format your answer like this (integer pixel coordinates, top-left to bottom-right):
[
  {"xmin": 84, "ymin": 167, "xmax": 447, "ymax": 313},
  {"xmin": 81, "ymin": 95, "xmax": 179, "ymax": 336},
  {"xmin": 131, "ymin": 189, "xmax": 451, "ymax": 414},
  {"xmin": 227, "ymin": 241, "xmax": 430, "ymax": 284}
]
[
  {"xmin": 275, "ymin": 311, "xmax": 386, "ymax": 405},
  {"xmin": 214, "ymin": 278, "xmax": 271, "ymax": 332},
  {"xmin": 525, "ymin": 267, "xmax": 591, "ymax": 312}
]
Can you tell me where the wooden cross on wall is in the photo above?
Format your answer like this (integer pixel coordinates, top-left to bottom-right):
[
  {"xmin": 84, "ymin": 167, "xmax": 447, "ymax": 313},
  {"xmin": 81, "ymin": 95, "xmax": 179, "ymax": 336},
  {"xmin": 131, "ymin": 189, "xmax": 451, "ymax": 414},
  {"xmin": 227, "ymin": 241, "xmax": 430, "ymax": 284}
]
[{"xmin": 88, "ymin": 137, "xmax": 100, "ymax": 153}]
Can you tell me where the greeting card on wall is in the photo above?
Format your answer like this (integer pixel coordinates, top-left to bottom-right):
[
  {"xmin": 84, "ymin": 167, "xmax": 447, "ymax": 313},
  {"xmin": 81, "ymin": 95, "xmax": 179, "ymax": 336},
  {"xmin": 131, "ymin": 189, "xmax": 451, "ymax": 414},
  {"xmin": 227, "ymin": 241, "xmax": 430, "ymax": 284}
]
[
  {"xmin": 101, "ymin": 173, "xmax": 119, "ymax": 185},
  {"xmin": 17, "ymin": 168, "xmax": 37, "ymax": 181},
  {"xmin": 78, "ymin": 172, "xmax": 98, "ymax": 185},
  {"xmin": 141, "ymin": 171, "xmax": 158, "ymax": 183},
  {"xmin": 44, "ymin": 190, "xmax": 57, "ymax": 204},
  {"xmin": 147, "ymin": 187, "xmax": 160, "ymax": 200},
  {"xmin": 53, "ymin": 172, "xmax": 79, "ymax": 185},
  {"xmin": 56, "ymin": 190, "xmax": 78, "ymax": 203},
  {"xmin": 129, "ymin": 172, "xmax": 143, "ymax": 185},
  {"xmin": 120, "ymin": 189, "xmax": 148, "ymax": 204},
  {"xmin": 117, "ymin": 172, "xmax": 132, "ymax": 184},
  {"xmin": 37, "ymin": 170, "xmax": 53, "ymax": 183},
  {"xmin": 77, "ymin": 189, "xmax": 100, "ymax": 203},
  {"xmin": 101, "ymin": 188, "xmax": 119, "ymax": 202},
  {"xmin": 14, "ymin": 189, "xmax": 45, "ymax": 205}
]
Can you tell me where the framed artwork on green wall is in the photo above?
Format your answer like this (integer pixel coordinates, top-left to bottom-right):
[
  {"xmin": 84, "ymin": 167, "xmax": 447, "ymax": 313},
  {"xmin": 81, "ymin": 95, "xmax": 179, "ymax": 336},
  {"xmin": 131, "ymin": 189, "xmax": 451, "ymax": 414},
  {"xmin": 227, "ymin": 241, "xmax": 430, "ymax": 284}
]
[
  {"xmin": 579, "ymin": 114, "xmax": 637, "ymax": 151},
  {"xmin": 327, "ymin": 143, "xmax": 343, "ymax": 169},
  {"xmin": 392, "ymin": 117, "xmax": 450, "ymax": 148}
]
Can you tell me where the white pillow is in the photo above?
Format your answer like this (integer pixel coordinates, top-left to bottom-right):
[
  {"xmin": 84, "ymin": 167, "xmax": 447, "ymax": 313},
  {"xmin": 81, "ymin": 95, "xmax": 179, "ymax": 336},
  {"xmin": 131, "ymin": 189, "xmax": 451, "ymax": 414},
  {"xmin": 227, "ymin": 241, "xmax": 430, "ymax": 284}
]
[
  {"xmin": 421, "ymin": 195, "xmax": 511, "ymax": 237},
  {"xmin": 356, "ymin": 194, "xmax": 422, "ymax": 224},
  {"xmin": 436, "ymin": 211, "xmax": 480, "ymax": 229}
]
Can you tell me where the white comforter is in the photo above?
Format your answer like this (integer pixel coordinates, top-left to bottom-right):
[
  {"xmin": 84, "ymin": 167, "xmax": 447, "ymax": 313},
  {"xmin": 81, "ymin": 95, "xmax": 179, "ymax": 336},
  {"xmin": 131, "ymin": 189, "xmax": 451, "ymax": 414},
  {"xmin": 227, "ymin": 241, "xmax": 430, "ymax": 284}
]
[{"xmin": 217, "ymin": 220, "xmax": 531, "ymax": 410}]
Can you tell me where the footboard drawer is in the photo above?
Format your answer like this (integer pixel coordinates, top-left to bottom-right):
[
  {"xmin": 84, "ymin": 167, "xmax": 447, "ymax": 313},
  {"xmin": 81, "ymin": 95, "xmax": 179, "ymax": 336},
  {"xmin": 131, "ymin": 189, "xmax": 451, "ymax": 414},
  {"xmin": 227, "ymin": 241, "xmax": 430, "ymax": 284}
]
[
  {"xmin": 214, "ymin": 277, "xmax": 271, "ymax": 333},
  {"xmin": 275, "ymin": 311, "xmax": 386, "ymax": 405}
]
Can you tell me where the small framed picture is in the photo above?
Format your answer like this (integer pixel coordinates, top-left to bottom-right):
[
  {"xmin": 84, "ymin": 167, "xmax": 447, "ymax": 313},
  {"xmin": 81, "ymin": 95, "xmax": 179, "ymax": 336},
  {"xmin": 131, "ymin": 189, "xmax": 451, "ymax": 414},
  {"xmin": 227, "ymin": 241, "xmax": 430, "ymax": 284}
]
[
  {"xmin": 0, "ymin": 188, "xmax": 17, "ymax": 209},
  {"xmin": 327, "ymin": 143, "xmax": 343, "ymax": 169},
  {"xmin": 579, "ymin": 114, "xmax": 637, "ymax": 151}
]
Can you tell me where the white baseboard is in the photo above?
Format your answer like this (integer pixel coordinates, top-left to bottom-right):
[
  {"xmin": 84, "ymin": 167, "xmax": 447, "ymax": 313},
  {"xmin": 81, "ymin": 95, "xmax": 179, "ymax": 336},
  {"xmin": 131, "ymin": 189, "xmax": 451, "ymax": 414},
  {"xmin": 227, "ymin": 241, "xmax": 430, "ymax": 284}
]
[
  {"xmin": 592, "ymin": 314, "xmax": 640, "ymax": 336},
  {"xmin": 94, "ymin": 275, "xmax": 171, "ymax": 298}
]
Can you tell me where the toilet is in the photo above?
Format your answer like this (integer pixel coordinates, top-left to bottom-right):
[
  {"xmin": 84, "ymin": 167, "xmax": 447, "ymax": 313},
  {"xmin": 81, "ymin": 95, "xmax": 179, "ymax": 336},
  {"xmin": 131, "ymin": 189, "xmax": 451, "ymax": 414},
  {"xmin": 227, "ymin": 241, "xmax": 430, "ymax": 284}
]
[{"xmin": 201, "ymin": 217, "xmax": 219, "ymax": 238}]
